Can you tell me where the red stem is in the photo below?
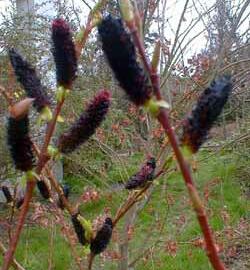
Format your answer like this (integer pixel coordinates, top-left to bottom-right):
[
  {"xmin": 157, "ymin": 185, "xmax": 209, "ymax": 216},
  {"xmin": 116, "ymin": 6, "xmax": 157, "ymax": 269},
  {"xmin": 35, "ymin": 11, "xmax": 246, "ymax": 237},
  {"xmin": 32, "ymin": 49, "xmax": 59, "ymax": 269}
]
[
  {"xmin": 127, "ymin": 20, "xmax": 226, "ymax": 270},
  {"xmin": 157, "ymin": 110, "xmax": 225, "ymax": 269}
]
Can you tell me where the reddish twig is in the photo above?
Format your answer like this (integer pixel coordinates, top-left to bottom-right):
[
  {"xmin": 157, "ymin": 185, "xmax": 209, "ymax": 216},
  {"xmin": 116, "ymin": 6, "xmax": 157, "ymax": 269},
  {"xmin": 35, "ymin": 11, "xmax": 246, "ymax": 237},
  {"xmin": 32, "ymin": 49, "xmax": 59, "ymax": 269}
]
[
  {"xmin": 0, "ymin": 241, "xmax": 25, "ymax": 270},
  {"xmin": 126, "ymin": 17, "xmax": 226, "ymax": 270}
]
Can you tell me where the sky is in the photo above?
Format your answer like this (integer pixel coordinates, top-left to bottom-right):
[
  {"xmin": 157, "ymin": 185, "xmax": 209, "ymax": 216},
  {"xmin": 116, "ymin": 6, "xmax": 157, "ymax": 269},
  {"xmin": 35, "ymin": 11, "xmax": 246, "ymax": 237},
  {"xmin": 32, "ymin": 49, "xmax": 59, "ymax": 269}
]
[{"xmin": 0, "ymin": 0, "xmax": 249, "ymax": 59}]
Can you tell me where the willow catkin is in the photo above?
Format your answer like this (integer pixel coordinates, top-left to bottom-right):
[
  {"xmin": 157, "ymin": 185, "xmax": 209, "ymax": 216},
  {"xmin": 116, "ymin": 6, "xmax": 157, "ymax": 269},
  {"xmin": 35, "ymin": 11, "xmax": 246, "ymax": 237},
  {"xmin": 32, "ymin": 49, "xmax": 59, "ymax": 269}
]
[
  {"xmin": 181, "ymin": 75, "xmax": 232, "ymax": 153},
  {"xmin": 98, "ymin": 15, "xmax": 152, "ymax": 106},
  {"xmin": 7, "ymin": 115, "xmax": 34, "ymax": 171},
  {"xmin": 57, "ymin": 90, "xmax": 111, "ymax": 154},
  {"xmin": 9, "ymin": 49, "xmax": 50, "ymax": 112},
  {"xmin": 51, "ymin": 18, "xmax": 77, "ymax": 89},
  {"xmin": 125, "ymin": 157, "xmax": 156, "ymax": 190},
  {"xmin": 90, "ymin": 217, "xmax": 113, "ymax": 255}
]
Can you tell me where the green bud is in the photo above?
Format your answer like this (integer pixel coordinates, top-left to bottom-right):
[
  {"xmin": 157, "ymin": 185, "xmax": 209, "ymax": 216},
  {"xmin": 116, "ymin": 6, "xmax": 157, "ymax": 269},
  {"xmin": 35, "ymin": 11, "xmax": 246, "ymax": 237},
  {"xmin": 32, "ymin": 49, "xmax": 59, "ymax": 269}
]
[
  {"xmin": 56, "ymin": 86, "xmax": 69, "ymax": 103},
  {"xmin": 37, "ymin": 106, "xmax": 53, "ymax": 126},
  {"xmin": 77, "ymin": 215, "xmax": 93, "ymax": 242},
  {"xmin": 120, "ymin": 0, "xmax": 134, "ymax": 23},
  {"xmin": 144, "ymin": 99, "xmax": 170, "ymax": 117}
]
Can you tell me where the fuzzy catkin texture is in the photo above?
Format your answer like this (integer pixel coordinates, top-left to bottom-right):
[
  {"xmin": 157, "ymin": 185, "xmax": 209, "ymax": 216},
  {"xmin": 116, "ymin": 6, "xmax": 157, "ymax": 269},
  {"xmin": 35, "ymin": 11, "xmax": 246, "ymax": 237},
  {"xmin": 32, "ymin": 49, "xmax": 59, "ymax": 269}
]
[
  {"xmin": 98, "ymin": 15, "xmax": 152, "ymax": 106},
  {"xmin": 57, "ymin": 90, "xmax": 111, "ymax": 154},
  {"xmin": 125, "ymin": 157, "xmax": 156, "ymax": 190},
  {"xmin": 52, "ymin": 18, "xmax": 77, "ymax": 89},
  {"xmin": 90, "ymin": 217, "xmax": 113, "ymax": 255},
  {"xmin": 71, "ymin": 213, "xmax": 87, "ymax": 245},
  {"xmin": 7, "ymin": 116, "xmax": 34, "ymax": 172},
  {"xmin": 181, "ymin": 75, "xmax": 232, "ymax": 153},
  {"xmin": 37, "ymin": 181, "xmax": 50, "ymax": 199},
  {"xmin": 1, "ymin": 186, "xmax": 13, "ymax": 203},
  {"xmin": 9, "ymin": 49, "xmax": 50, "ymax": 112}
]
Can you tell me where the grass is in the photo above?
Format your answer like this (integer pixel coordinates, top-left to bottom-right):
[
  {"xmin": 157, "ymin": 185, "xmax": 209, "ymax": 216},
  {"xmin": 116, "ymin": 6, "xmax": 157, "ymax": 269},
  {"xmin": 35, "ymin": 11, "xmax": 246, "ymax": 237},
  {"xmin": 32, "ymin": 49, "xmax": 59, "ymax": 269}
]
[{"xmin": 0, "ymin": 149, "xmax": 249, "ymax": 269}]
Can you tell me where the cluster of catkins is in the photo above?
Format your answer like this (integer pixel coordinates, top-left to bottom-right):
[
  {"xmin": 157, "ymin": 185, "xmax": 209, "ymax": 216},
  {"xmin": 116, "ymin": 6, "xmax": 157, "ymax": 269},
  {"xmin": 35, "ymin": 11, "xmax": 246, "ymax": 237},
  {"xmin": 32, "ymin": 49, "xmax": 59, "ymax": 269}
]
[
  {"xmin": 98, "ymin": 14, "xmax": 232, "ymax": 151},
  {"xmin": 6, "ymin": 18, "xmax": 113, "ymax": 255},
  {"xmin": 5, "ymin": 10, "xmax": 233, "ymax": 260}
]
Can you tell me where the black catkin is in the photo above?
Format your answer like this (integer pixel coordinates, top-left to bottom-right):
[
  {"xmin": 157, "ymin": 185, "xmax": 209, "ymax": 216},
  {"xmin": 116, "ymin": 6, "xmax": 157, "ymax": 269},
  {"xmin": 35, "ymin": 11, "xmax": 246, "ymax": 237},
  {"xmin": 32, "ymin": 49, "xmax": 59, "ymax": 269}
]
[
  {"xmin": 90, "ymin": 217, "xmax": 113, "ymax": 255},
  {"xmin": 125, "ymin": 157, "xmax": 156, "ymax": 190},
  {"xmin": 1, "ymin": 186, "xmax": 13, "ymax": 203},
  {"xmin": 98, "ymin": 15, "xmax": 152, "ymax": 106},
  {"xmin": 37, "ymin": 180, "xmax": 50, "ymax": 199},
  {"xmin": 71, "ymin": 213, "xmax": 87, "ymax": 245},
  {"xmin": 181, "ymin": 75, "xmax": 232, "ymax": 153},
  {"xmin": 51, "ymin": 18, "xmax": 77, "ymax": 88},
  {"xmin": 57, "ymin": 90, "xmax": 111, "ymax": 154},
  {"xmin": 7, "ymin": 115, "xmax": 34, "ymax": 172},
  {"xmin": 57, "ymin": 184, "xmax": 70, "ymax": 209},
  {"xmin": 8, "ymin": 49, "xmax": 50, "ymax": 112}
]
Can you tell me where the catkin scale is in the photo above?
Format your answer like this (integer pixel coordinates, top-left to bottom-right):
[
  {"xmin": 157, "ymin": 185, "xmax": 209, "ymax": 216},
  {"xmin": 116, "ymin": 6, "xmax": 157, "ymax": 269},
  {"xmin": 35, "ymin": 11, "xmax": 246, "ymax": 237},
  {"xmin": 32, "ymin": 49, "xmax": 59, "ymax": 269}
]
[
  {"xmin": 57, "ymin": 90, "xmax": 111, "ymax": 154},
  {"xmin": 8, "ymin": 49, "xmax": 50, "ymax": 112},
  {"xmin": 51, "ymin": 18, "xmax": 77, "ymax": 89},
  {"xmin": 71, "ymin": 213, "xmax": 87, "ymax": 245},
  {"xmin": 181, "ymin": 76, "xmax": 232, "ymax": 153},
  {"xmin": 7, "ymin": 116, "xmax": 34, "ymax": 172},
  {"xmin": 90, "ymin": 217, "xmax": 113, "ymax": 255},
  {"xmin": 125, "ymin": 157, "xmax": 156, "ymax": 190},
  {"xmin": 98, "ymin": 15, "xmax": 152, "ymax": 106}
]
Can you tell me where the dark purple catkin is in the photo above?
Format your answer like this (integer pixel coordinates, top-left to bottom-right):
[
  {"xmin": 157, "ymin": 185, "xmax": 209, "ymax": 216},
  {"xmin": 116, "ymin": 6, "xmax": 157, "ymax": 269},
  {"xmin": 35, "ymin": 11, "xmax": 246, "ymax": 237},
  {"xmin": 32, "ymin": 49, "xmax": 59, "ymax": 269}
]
[
  {"xmin": 51, "ymin": 18, "xmax": 77, "ymax": 89},
  {"xmin": 98, "ymin": 15, "xmax": 152, "ymax": 106},
  {"xmin": 90, "ymin": 217, "xmax": 113, "ymax": 255},
  {"xmin": 57, "ymin": 184, "xmax": 70, "ymax": 209},
  {"xmin": 8, "ymin": 49, "xmax": 50, "ymax": 112},
  {"xmin": 71, "ymin": 213, "xmax": 87, "ymax": 245},
  {"xmin": 181, "ymin": 75, "xmax": 232, "ymax": 153},
  {"xmin": 37, "ymin": 180, "xmax": 50, "ymax": 199},
  {"xmin": 125, "ymin": 157, "xmax": 156, "ymax": 190},
  {"xmin": 57, "ymin": 90, "xmax": 111, "ymax": 154},
  {"xmin": 1, "ymin": 186, "xmax": 13, "ymax": 203},
  {"xmin": 7, "ymin": 115, "xmax": 34, "ymax": 172}
]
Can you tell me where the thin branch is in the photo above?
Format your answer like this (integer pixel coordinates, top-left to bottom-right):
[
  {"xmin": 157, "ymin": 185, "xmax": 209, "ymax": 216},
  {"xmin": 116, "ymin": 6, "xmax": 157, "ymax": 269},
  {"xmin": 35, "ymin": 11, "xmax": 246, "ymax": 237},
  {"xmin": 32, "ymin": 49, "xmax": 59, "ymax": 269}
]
[{"xmin": 0, "ymin": 241, "xmax": 26, "ymax": 270}]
